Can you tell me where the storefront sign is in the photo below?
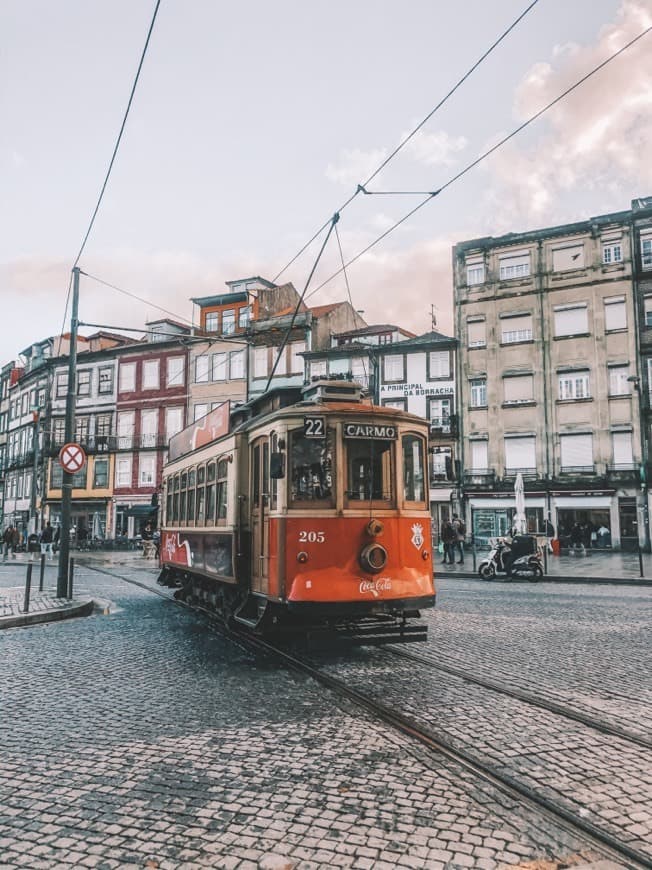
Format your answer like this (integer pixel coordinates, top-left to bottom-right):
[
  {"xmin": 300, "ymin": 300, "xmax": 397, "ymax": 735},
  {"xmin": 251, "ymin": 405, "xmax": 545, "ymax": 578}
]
[
  {"xmin": 382, "ymin": 382, "xmax": 453, "ymax": 397},
  {"xmin": 343, "ymin": 422, "xmax": 397, "ymax": 440}
]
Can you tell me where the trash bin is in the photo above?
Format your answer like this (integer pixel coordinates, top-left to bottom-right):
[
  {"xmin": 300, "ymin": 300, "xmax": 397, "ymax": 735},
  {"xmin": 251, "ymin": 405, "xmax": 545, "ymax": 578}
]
[{"xmin": 551, "ymin": 539, "xmax": 560, "ymax": 556}]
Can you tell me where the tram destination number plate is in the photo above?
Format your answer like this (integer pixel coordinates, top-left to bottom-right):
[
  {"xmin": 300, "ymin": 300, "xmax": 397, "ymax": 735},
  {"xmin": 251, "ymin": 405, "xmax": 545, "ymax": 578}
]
[{"xmin": 304, "ymin": 416, "xmax": 325, "ymax": 438}]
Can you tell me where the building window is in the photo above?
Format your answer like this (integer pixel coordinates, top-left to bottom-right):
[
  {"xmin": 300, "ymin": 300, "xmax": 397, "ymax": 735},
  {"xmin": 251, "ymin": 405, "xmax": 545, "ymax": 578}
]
[
  {"xmin": 115, "ymin": 456, "xmax": 132, "ymax": 487},
  {"xmin": 428, "ymin": 350, "xmax": 450, "ymax": 380},
  {"xmin": 504, "ymin": 436, "xmax": 536, "ymax": 471},
  {"xmin": 140, "ymin": 409, "xmax": 158, "ymax": 447},
  {"xmin": 467, "ymin": 318, "xmax": 486, "ymax": 348},
  {"xmin": 212, "ymin": 352, "xmax": 227, "ymax": 381},
  {"xmin": 383, "ymin": 399, "xmax": 407, "ymax": 410},
  {"xmin": 195, "ymin": 355, "xmax": 209, "ymax": 383},
  {"xmin": 167, "ymin": 356, "xmax": 185, "ymax": 388},
  {"xmin": 602, "ymin": 243, "xmax": 622, "ymax": 264},
  {"xmin": 310, "ymin": 360, "xmax": 327, "ymax": 379},
  {"xmin": 290, "ymin": 341, "xmax": 306, "ymax": 374},
  {"xmin": 470, "ymin": 440, "xmax": 488, "ymax": 471},
  {"xmin": 205, "ymin": 311, "xmax": 218, "ymax": 332},
  {"xmin": 165, "ymin": 407, "xmax": 184, "ymax": 438},
  {"xmin": 378, "ymin": 333, "xmax": 393, "ymax": 345},
  {"xmin": 139, "ymin": 454, "xmax": 156, "ymax": 486},
  {"xmin": 98, "ymin": 366, "xmax": 113, "ymax": 394},
  {"xmin": 117, "ymin": 411, "xmax": 135, "ymax": 448},
  {"xmin": 274, "ymin": 347, "xmax": 287, "ymax": 377},
  {"xmin": 254, "ymin": 347, "xmax": 268, "ymax": 379},
  {"xmin": 93, "ymin": 458, "xmax": 109, "ymax": 489},
  {"xmin": 383, "ymin": 355, "xmax": 404, "ymax": 383},
  {"xmin": 604, "ymin": 297, "xmax": 627, "ymax": 331},
  {"xmin": 52, "ymin": 418, "xmax": 66, "ymax": 446},
  {"xmin": 501, "ymin": 314, "xmax": 532, "ymax": 344},
  {"xmin": 612, "ymin": 431, "xmax": 633, "ymax": 466},
  {"xmin": 119, "ymin": 363, "xmax": 136, "ymax": 392},
  {"xmin": 466, "ymin": 263, "xmax": 485, "ymax": 285},
  {"xmin": 351, "ymin": 357, "xmax": 369, "ymax": 388},
  {"xmin": 470, "ymin": 378, "xmax": 487, "ymax": 408},
  {"xmin": 21, "ymin": 393, "xmax": 28, "ymax": 416},
  {"xmin": 608, "ymin": 365, "xmax": 630, "ymax": 396},
  {"xmin": 559, "ymin": 371, "xmax": 590, "ymax": 400},
  {"xmin": 194, "ymin": 403, "xmax": 208, "ymax": 421},
  {"xmin": 560, "ymin": 433, "xmax": 593, "ymax": 471},
  {"xmin": 499, "ymin": 250, "xmax": 530, "ymax": 280},
  {"xmin": 503, "ymin": 374, "xmax": 534, "ymax": 404},
  {"xmin": 642, "ymin": 235, "xmax": 652, "ymax": 269},
  {"xmin": 554, "ymin": 304, "xmax": 588, "ymax": 337},
  {"xmin": 56, "ymin": 373, "xmax": 68, "ymax": 398},
  {"xmin": 51, "ymin": 462, "xmax": 86, "ymax": 489},
  {"xmin": 222, "ymin": 310, "xmax": 236, "ymax": 334},
  {"xmin": 75, "ymin": 415, "xmax": 90, "ymax": 443},
  {"xmin": 428, "ymin": 397, "xmax": 451, "ymax": 432},
  {"xmin": 77, "ymin": 370, "xmax": 91, "ymax": 396},
  {"xmin": 552, "ymin": 244, "xmax": 584, "ymax": 271},
  {"xmin": 229, "ymin": 349, "xmax": 245, "ymax": 379},
  {"xmin": 645, "ymin": 296, "xmax": 652, "ymax": 327},
  {"xmin": 142, "ymin": 359, "xmax": 160, "ymax": 390},
  {"xmin": 238, "ymin": 306, "xmax": 251, "ymax": 328}
]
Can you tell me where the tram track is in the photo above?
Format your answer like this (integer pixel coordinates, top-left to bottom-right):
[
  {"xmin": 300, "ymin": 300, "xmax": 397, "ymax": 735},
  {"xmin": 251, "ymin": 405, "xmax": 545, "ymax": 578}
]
[{"xmin": 81, "ymin": 561, "xmax": 652, "ymax": 868}]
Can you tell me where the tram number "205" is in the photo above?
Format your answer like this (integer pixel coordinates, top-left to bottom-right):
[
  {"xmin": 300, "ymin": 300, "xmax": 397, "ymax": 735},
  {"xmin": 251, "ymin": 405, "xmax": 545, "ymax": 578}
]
[{"xmin": 298, "ymin": 530, "xmax": 325, "ymax": 543}]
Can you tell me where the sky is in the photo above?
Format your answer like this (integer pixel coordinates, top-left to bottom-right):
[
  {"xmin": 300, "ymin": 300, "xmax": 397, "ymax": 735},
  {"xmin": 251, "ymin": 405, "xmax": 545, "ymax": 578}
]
[{"xmin": 1, "ymin": 0, "xmax": 651, "ymax": 359}]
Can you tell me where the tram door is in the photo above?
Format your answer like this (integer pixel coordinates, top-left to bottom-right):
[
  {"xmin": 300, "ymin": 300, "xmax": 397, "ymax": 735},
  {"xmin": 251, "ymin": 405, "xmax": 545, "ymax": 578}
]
[{"xmin": 251, "ymin": 438, "xmax": 270, "ymax": 594}]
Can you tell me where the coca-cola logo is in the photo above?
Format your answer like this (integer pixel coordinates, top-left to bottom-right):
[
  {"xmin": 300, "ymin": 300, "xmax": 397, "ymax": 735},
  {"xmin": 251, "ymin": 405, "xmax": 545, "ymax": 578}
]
[{"xmin": 359, "ymin": 577, "xmax": 392, "ymax": 595}]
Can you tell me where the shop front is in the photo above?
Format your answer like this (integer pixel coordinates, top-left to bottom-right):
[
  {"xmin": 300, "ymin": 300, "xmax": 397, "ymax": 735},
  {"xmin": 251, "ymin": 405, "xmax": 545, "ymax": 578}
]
[
  {"xmin": 469, "ymin": 497, "xmax": 547, "ymax": 548},
  {"xmin": 46, "ymin": 500, "xmax": 109, "ymax": 545},
  {"xmin": 552, "ymin": 494, "xmax": 616, "ymax": 550}
]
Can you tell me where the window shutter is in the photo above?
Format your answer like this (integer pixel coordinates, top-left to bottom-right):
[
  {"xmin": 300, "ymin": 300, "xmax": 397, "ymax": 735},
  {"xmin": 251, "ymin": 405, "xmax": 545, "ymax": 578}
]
[
  {"xmin": 429, "ymin": 351, "xmax": 450, "ymax": 378},
  {"xmin": 554, "ymin": 306, "xmax": 588, "ymax": 336},
  {"xmin": 501, "ymin": 314, "xmax": 532, "ymax": 342},
  {"xmin": 552, "ymin": 245, "xmax": 584, "ymax": 271},
  {"xmin": 604, "ymin": 299, "xmax": 627, "ymax": 331},
  {"xmin": 467, "ymin": 321, "xmax": 486, "ymax": 347},
  {"xmin": 560, "ymin": 434, "xmax": 593, "ymax": 468},
  {"xmin": 504, "ymin": 436, "xmax": 536, "ymax": 470},
  {"xmin": 470, "ymin": 441, "xmax": 488, "ymax": 470},
  {"xmin": 612, "ymin": 432, "xmax": 633, "ymax": 465},
  {"xmin": 504, "ymin": 375, "xmax": 533, "ymax": 403}
]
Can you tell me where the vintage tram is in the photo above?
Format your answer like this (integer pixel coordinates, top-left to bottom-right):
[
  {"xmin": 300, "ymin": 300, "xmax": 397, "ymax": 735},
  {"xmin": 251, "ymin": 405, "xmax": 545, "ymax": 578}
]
[{"xmin": 159, "ymin": 379, "xmax": 436, "ymax": 643}]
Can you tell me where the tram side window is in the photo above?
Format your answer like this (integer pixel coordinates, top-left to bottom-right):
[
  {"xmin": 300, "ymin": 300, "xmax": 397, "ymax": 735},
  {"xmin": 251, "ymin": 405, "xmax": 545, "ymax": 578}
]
[
  {"xmin": 180, "ymin": 472, "xmax": 188, "ymax": 523},
  {"xmin": 187, "ymin": 468, "xmax": 196, "ymax": 522},
  {"xmin": 402, "ymin": 434, "xmax": 426, "ymax": 504},
  {"xmin": 166, "ymin": 481, "xmax": 173, "ymax": 524},
  {"xmin": 196, "ymin": 466, "xmax": 206, "ymax": 525},
  {"xmin": 270, "ymin": 433, "xmax": 278, "ymax": 510},
  {"xmin": 290, "ymin": 429, "xmax": 333, "ymax": 504},
  {"xmin": 216, "ymin": 459, "xmax": 228, "ymax": 523},
  {"xmin": 346, "ymin": 439, "xmax": 393, "ymax": 502},
  {"xmin": 206, "ymin": 462, "xmax": 216, "ymax": 524},
  {"xmin": 172, "ymin": 475, "xmax": 179, "ymax": 523}
]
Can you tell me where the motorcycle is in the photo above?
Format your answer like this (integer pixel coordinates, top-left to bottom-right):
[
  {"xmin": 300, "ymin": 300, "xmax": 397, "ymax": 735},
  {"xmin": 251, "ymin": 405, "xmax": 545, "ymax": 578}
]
[{"xmin": 478, "ymin": 535, "xmax": 543, "ymax": 581}]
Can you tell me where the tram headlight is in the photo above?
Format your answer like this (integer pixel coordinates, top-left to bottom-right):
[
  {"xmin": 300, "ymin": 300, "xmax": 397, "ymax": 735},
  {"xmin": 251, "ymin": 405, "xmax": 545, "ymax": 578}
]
[
  {"xmin": 359, "ymin": 542, "xmax": 388, "ymax": 574},
  {"xmin": 366, "ymin": 518, "xmax": 384, "ymax": 537},
  {"xmin": 297, "ymin": 551, "xmax": 309, "ymax": 564}
]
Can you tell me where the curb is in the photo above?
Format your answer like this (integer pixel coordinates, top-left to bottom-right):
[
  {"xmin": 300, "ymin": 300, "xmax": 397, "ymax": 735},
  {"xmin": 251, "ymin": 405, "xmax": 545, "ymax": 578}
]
[
  {"xmin": 0, "ymin": 599, "xmax": 95, "ymax": 630},
  {"xmin": 436, "ymin": 570, "xmax": 652, "ymax": 586}
]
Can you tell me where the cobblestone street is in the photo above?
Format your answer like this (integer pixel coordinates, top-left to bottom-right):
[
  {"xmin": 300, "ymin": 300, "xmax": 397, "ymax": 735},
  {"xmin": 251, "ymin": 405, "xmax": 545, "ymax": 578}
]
[{"xmin": 1, "ymin": 558, "xmax": 650, "ymax": 868}]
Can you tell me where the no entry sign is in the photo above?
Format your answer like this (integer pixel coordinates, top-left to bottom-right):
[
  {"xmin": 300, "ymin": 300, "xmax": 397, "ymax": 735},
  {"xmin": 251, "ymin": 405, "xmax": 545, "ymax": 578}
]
[{"xmin": 59, "ymin": 442, "xmax": 87, "ymax": 474}]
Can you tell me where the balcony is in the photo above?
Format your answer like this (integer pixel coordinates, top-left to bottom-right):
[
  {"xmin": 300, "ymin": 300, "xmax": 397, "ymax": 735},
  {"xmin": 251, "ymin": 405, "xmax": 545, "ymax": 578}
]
[
  {"xmin": 607, "ymin": 463, "xmax": 640, "ymax": 482},
  {"xmin": 6, "ymin": 450, "xmax": 35, "ymax": 470},
  {"xmin": 46, "ymin": 433, "xmax": 168, "ymax": 455},
  {"xmin": 503, "ymin": 467, "xmax": 539, "ymax": 480},
  {"xmin": 463, "ymin": 469, "xmax": 496, "ymax": 486},
  {"xmin": 560, "ymin": 465, "xmax": 596, "ymax": 475},
  {"xmin": 429, "ymin": 414, "xmax": 458, "ymax": 438}
]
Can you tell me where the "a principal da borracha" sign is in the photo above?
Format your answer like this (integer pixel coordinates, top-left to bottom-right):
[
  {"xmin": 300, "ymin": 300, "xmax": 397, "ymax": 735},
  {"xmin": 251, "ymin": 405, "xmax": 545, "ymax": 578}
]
[{"xmin": 343, "ymin": 422, "xmax": 397, "ymax": 440}]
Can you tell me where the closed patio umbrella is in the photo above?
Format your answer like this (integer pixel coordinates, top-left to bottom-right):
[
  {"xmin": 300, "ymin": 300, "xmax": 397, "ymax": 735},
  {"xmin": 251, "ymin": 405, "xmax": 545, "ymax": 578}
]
[{"xmin": 514, "ymin": 472, "xmax": 527, "ymax": 534}]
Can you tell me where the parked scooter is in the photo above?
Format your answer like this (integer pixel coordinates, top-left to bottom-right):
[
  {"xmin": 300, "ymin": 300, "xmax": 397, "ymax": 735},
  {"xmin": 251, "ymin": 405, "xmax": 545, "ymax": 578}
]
[{"xmin": 478, "ymin": 535, "xmax": 543, "ymax": 581}]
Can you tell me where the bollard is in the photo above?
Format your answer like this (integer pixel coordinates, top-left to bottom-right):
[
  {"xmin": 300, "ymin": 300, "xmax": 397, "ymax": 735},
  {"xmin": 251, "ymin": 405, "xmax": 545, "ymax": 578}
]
[
  {"xmin": 23, "ymin": 562, "xmax": 33, "ymax": 614},
  {"xmin": 39, "ymin": 553, "xmax": 45, "ymax": 592},
  {"xmin": 67, "ymin": 557, "xmax": 74, "ymax": 600},
  {"xmin": 543, "ymin": 543, "xmax": 548, "ymax": 576},
  {"xmin": 637, "ymin": 540, "xmax": 644, "ymax": 579}
]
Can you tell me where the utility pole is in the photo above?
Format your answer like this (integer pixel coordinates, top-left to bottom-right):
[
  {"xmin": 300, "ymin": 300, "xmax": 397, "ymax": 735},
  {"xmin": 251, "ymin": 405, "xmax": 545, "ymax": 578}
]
[{"xmin": 57, "ymin": 267, "xmax": 80, "ymax": 597}]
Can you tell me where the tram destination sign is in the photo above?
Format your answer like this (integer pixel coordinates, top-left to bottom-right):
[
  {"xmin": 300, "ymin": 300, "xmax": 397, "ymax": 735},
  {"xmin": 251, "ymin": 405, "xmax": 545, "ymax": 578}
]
[{"xmin": 343, "ymin": 422, "xmax": 397, "ymax": 440}]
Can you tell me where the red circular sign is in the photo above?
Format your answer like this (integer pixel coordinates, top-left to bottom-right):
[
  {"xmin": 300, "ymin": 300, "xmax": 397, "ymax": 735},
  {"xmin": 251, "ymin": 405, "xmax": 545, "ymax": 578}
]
[{"xmin": 59, "ymin": 442, "xmax": 87, "ymax": 474}]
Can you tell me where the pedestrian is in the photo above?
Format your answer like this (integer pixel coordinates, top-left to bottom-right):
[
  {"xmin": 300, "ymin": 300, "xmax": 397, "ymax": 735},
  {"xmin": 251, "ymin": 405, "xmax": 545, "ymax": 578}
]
[
  {"xmin": 3, "ymin": 525, "xmax": 14, "ymax": 561},
  {"xmin": 451, "ymin": 514, "xmax": 466, "ymax": 564},
  {"xmin": 11, "ymin": 526, "xmax": 20, "ymax": 558},
  {"xmin": 439, "ymin": 520, "xmax": 455, "ymax": 565},
  {"xmin": 570, "ymin": 522, "xmax": 585, "ymax": 555},
  {"xmin": 597, "ymin": 524, "xmax": 610, "ymax": 548},
  {"xmin": 40, "ymin": 522, "xmax": 54, "ymax": 559}
]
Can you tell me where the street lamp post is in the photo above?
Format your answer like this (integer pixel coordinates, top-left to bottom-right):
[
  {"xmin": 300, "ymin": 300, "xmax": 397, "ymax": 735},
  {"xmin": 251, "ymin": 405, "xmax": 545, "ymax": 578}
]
[{"xmin": 628, "ymin": 375, "xmax": 649, "ymax": 569}]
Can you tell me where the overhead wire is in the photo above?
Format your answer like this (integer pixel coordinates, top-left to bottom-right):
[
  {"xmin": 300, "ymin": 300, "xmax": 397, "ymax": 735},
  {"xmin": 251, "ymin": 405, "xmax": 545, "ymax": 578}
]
[
  {"xmin": 306, "ymin": 23, "xmax": 652, "ymax": 301},
  {"xmin": 81, "ymin": 272, "xmax": 194, "ymax": 326},
  {"xmin": 271, "ymin": 0, "xmax": 540, "ymax": 284}
]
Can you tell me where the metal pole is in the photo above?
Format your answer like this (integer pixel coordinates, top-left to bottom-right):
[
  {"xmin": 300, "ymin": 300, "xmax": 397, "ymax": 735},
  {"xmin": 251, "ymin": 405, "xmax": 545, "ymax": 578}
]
[
  {"xmin": 29, "ymin": 412, "xmax": 40, "ymax": 535},
  {"xmin": 638, "ymin": 538, "xmax": 644, "ymax": 579},
  {"xmin": 39, "ymin": 553, "xmax": 45, "ymax": 592},
  {"xmin": 57, "ymin": 267, "xmax": 80, "ymax": 598},
  {"xmin": 67, "ymin": 557, "xmax": 74, "ymax": 600},
  {"xmin": 472, "ymin": 536, "xmax": 477, "ymax": 573},
  {"xmin": 23, "ymin": 562, "xmax": 33, "ymax": 614}
]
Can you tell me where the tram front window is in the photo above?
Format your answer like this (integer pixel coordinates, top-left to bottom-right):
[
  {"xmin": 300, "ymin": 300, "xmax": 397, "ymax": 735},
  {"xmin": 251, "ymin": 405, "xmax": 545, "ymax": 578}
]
[
  {"xmin": 290, "ymin": 429, "xmax": 334, "ymax": 504},
  {"xmin": 346, "ymin": 439, "xmax": 393, "ymax": 503},
  {"xmin": 402, "ymin": 434, "xmax": 426, "ymax": 504}
]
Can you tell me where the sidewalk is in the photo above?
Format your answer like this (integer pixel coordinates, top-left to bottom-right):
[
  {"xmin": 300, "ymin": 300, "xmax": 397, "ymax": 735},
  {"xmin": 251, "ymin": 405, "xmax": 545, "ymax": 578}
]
[
  {"xmin": 0, "ymin": 557, "xmax": 94, "ymax": 629},
  {"xmin": 438, "ymin": 546, "xmax": 652, "ymax": 584}
]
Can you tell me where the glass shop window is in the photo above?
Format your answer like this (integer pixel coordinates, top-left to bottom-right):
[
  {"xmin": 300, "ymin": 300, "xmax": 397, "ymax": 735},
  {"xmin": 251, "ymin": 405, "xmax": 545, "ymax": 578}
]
[
  {"xmin": 346, "ymin": 439, "xmax": 393, "ymax": 503},
  {"xmin": 289, "ymin": 428, "xmax": 334, "ymax": 505},
  {"xmin": 402, "ymin": 434, "xmax": 426, "ymax": 505}
]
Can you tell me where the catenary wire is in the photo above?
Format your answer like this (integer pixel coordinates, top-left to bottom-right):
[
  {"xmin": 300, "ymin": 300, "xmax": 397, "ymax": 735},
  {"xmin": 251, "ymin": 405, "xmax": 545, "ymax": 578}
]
[
  {"xmin": 334, "ymin": 222, "xmax": 369, "ymax": 386},
  {"xmin": 306, "ymin": 23, "xmax": 652, "ymax": 300},
  {"xmin": 271, "ymin": 0, "xmax": 539, "ymax": 284},
  {"xmin": 81, "ymin": 272, "xmax": 195, "ymax": 326}
]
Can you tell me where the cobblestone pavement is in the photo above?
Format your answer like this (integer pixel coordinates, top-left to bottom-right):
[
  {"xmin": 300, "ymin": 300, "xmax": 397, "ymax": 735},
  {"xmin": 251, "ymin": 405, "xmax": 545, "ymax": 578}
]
[
  {"xmin": 311, "ymin": 578, "xmax": 652, "ymax": 861},
  {"xmin": 1, "ymin": 560, "xmax": 610, "ymax": 869}
]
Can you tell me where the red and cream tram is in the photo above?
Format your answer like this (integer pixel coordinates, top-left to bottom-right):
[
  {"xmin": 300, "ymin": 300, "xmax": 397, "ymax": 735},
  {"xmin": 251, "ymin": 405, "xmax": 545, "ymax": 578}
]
[{"xmin": 159, "ymin": 379, "xmax": 435, "ymax": 642}]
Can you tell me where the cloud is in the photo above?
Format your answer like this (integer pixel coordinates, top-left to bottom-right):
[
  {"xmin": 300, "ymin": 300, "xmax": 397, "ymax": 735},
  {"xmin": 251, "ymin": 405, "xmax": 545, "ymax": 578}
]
[
  {"xmin": 325, "ymin": 147, "xmax": 388, "ymax": 185},
  {"xmin": 483, "ymin": 0, "xmax": 652, "ymax": 227},
  {"xmin": 402, "ymin": 128, "xmax": 468, "ymax": 167}
]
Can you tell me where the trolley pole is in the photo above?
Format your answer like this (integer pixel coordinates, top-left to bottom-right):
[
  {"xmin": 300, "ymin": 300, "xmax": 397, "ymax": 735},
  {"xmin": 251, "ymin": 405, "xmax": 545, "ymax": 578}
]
[{"xmin": 56, "ymin": 267, "xmax": 80, "ymax": 598}]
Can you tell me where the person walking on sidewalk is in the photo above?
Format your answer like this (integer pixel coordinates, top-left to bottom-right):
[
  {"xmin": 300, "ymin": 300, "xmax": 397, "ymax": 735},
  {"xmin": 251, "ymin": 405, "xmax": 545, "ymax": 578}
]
[
  {"xmin": 3, "ymin": 525, "xmax": 16, "ymax": 560},
  {"xmin": 40, "ymin": 522, "xmax": 54, "ymax": 559},
  {"xmin": 451, "ymin": 514, "xmax": 466, "ymax": 564},
  {"xmin": 440, "ymin": 520, "xmax": 456, "ymax": 565}
]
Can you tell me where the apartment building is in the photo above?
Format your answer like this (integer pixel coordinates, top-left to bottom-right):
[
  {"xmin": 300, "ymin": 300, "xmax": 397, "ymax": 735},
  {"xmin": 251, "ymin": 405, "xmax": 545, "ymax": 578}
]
[{"xmin": 454, "ymin": 203, "xmax": 644, "ymax": 549}]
